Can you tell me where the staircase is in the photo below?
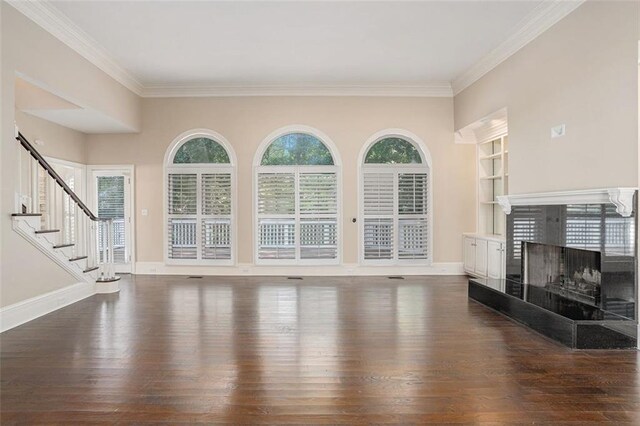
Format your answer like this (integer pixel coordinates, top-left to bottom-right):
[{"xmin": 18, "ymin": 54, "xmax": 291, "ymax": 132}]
[{"xmin": 11, "ymin": 131, "xmax": 119, "ymax": 293}]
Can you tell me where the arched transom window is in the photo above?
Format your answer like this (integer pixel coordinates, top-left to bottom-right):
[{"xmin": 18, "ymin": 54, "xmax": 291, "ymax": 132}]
[
  {"xmin": 360, "ymin": 133, "xmax": 431, "ymax": 264},
  {"xmin": 165, "ymin": 133, "xmax": 235, "ymax": 264},
  {"xmin": 255, "ymin": 130, "xmax": 340, "ymax": 264}
]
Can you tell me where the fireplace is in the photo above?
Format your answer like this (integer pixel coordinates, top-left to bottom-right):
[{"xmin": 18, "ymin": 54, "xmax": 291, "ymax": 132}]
[
  {"xmin": 468, "ymin": 188, "xmax": 638, "ymax": 349},
  {"xmin": 523, "ymin": 242, "xmax": 601, "ymax": 306},
  {"xmin": 505, "ymin": 201, "xmax": 636, "ymax": 319}
]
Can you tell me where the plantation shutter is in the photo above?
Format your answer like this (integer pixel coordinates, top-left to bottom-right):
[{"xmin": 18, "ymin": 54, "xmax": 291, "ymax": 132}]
[
  {"xmin": 299, "ymin": 172, "xmax": 338, "ymax": 259},
  {"xmin": 257, "ymin": 172, "xmax": 296, "ymax": 260},
  {"xmin": 201, "ymin": 173, "xmax": 232, "ymax": 260},
  {"xmin": 363, "ymin": 172, "xmax": 394, "ymax": 260},
  {"xmin": 362, "ymin": 170, "xmax": 429, "ymax": 262},
  {"xmin": 257, "ymin": 170, "xmax": 339, "ymax": 262},
  {"xmin": 166, "ymin": 135, "xmax": 234, "ymax": 264},
  {"xmin": 398, "ymin": 173, "xmax": 428, "ymax": 260},
  {"xmin": 167, "ymin": 173, "xmax": 197, "ymax": 259}
]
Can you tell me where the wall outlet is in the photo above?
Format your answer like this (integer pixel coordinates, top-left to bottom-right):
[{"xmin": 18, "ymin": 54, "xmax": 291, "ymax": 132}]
[
  {"xmin": 141, "ymin": 209, "xmax": 148, "ymax": 216},
  {"xmin": 551, "ymin": 124, "xmax": 566, "ymax": 138}
]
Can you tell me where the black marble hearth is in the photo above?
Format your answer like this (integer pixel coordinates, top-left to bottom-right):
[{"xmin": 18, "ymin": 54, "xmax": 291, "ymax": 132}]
[{"xmin": 469, "ymin": 278, "xmax": 636, "ymax": 349}]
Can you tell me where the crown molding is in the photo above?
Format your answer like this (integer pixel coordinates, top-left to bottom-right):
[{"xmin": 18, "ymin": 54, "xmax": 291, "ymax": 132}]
[
  {"xmin": 7, "ymin": 0, "xmax": 144, "ymax": 95},
  {"xmin": 141, "ymin": 83, "xmax": 453, "ymax": 98},
  {"xmin": 10, "ymin": 0, "xmax": 582, "ymax": 99},
  {"xmin": 452, "ymin": 0, "xmax": 585, "ymax": 96},
  {"xmin": 8, "ymin": 0, "xmax": 452, "ymax": 98}
]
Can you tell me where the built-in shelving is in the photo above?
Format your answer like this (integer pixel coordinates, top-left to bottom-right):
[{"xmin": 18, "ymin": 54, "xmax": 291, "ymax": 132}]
[{"xmin": 477, "ymin": 135, "xmax": 508, "ymax": 236}]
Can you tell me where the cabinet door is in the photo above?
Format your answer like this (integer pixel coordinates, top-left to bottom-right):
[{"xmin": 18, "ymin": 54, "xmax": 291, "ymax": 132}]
[
  {"xmin": 475, "ymin": 239, "xmax": 488, "ymax": 277},
  {"xmin": 487, "ymin": 241, "xmax": 503, "ymax": 279},
  {"xmin": 463, "ymin": 237, "xmax": 476, "ymax": 273}
]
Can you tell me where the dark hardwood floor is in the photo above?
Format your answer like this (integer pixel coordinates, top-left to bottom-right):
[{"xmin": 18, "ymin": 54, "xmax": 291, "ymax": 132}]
[{"xmin": 1, "ymin": 275, "xmax": 640, "ymax": 424}]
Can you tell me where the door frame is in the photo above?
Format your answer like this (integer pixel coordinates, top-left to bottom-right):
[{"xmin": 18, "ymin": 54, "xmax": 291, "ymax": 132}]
[{"xmin": 87, "ymin": 164, "xmax": 136, "ymax": 274}]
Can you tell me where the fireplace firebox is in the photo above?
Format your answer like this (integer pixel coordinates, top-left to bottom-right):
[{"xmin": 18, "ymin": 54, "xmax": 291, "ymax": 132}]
[{"xmin": 523, "ymin": 242, "xmax": 601, "ymax": 306}]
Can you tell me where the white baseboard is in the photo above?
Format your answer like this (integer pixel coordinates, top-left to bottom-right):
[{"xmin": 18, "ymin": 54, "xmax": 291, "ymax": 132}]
[
  {"xmin": 135, "ymin": 262, "xmax": 465, "ymax": 276},
  {"xmin": 0, "ymin": 281, "xmax": 95, "ymax": 333}
]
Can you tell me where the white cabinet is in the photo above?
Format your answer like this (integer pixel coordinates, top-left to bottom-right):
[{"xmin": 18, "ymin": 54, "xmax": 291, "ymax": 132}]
[
  {"xmin": 463, "ymin": 236, "xmax": 476, "ymax": 272},
  {"xmin": 475, "ymin": 239, "xmax": 488, "ymax": 276},
  {"xmin": 463, "ymin": 234, "xmax": 505, "ymax": 279},
  {"xmin": 487, "ymin": 240, "xmax": 505, "ymax": 279}
]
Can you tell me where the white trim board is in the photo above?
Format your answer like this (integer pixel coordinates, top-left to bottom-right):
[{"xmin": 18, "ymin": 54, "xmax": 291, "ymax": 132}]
[
  {"xmin": 497, "ymin": 188, "xmax": 638, "ymax": 217},
  {"xmin": 135, "ymin": 262, "xmax": 464, "ymax": 277},
  {"xmin": 0, "ymin": 281, "xmax": 94, "ymax": 332},
  {"xmin": 142, "ymin": 84, "xmax": 454, "ymax": 98}
]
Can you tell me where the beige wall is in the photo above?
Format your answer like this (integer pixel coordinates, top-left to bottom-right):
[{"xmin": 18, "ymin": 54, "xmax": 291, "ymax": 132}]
[
  {"xmin": 1, "ymin": 5, "xmax": 140, "ymax": 133},
  {"xmin": 454, "ymin": 0, "xmax": 639, "ymax": 195},
  {"xmin": 87, "ymin": 96, "xmax": 476, "ymax": 265},
  {"xmin": 15, "ymin": 110, "xmax": 87, "ymax": 164},
  {"xmin": 1, "ymin": 3, "xmax": 139, "ymax": 307}
]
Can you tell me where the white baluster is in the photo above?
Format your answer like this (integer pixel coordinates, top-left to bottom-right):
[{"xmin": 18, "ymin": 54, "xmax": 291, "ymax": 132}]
[
  {"xmin": 46, "ymin": 167, "xmax": 52, "ymax": 228},
  {"xmin": 17, "ymin": 142, "xmax": 23, "ymax": 213},
  {"xmin": 88, "ymin": 220, "xmax": 95, "ymax": 269},
  {"xmin": 109, "ymin": 219, "xmax": 115, "ymax": 279},
  {"xmin": 54, "ymin": 185, "xmax": 60, "ymax": 232},
  {"xmin": 62, "ymin": 192, "xmax": 68, "ymax": 243},
  {"xmin": 30, "ymin": 158, "xmax": 38, "ymax": 213}
]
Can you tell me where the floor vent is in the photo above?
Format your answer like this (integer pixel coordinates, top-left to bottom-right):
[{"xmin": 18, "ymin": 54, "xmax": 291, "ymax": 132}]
[
  {"xmin": 188, "ymin": 276, "xmax": 203, "ymax": 279},
  {"xmin": 388, "ymin": 276, "xmax": 405, "ymax": 280},
  {"xmin": 287, "ymin": 276, "xmax": 303, "ymax": 280}
]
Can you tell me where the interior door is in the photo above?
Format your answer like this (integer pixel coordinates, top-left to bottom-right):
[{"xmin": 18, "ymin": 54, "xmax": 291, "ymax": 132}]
[{"xmin": 90, "ymin": 168, "xmax": 133, "ymax": 273}]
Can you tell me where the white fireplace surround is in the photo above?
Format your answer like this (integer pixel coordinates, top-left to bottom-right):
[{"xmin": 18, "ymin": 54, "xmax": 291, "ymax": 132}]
[{"xmin": 497, "ymin": 188, "xmax": 638, "ymax": 217}]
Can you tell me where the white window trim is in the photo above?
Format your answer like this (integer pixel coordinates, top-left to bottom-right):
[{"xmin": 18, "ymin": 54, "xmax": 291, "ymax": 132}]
[
  {"xmin": 357, "ymin": 129, "xmax": 433, "ymax": 266},
  {"xmin": 253, "ymin": 125, "xmax": 343, "ymax": 266},
  {"xmin": 163, "ymin": 129, "xmax": 237, "ymax": 266}
]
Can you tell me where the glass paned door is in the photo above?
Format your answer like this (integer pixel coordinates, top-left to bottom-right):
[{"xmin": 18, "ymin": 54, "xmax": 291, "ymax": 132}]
[{"xmin": 91, "ymin": 168, "xmax": 133, "ymax": 273}]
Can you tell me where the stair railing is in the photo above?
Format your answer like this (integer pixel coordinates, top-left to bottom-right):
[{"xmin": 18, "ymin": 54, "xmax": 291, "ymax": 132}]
[{"xmin": 15, "ymin": 131, "xmax": 118, "ymax": 282}]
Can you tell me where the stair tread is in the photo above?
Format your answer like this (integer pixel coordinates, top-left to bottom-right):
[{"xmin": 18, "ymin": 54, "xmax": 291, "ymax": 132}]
[
  {"xmin": 69, "ymin": 256, "xmax": 88, "ymax": 262},
  {"xmin": 83, "ymin": 266, "xmax": 99, "ymax": 273},
  {"xmin": 53, "ymin": 243, "xmax": 75, "ymax": 249},
  {"xmin": 12, "ymin": 213, "xmax": 42, "ymax": 217},
  {"xmin": 35, "ymin": 229, "xmax": 60, "ymax": 234},
  {"xmin": 96, "ymin": 276, "xmax": 121, "ymax": 283}
]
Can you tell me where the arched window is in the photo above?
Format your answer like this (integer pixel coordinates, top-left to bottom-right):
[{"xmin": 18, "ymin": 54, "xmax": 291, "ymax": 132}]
[
  {"xmin": 360, "ymin": 131, "xmax": 431, "ymax": 264},
  {"xmin": 165, "ymin": 131, "xmax": 235, "ymax": 264},
  {"xmin": 255, "ymin": 127, "xmax": 340, "ymax": 264}
]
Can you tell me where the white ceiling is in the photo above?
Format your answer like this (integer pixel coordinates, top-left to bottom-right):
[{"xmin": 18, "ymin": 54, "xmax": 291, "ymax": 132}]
[{"xmin": 48, "ymin": 0, "xmax": 545, "ymax": 93}]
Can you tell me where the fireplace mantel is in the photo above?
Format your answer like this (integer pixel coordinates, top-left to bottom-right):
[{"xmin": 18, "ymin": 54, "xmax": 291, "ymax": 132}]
[{"xmin": 497, "ymin": 188, "xmax": 638, "ymax": 217}]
